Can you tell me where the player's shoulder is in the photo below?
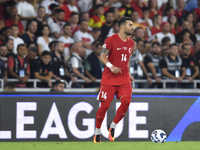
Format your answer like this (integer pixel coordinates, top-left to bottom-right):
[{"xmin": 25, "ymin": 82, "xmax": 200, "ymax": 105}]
[{"xmin": 127, "ymin": 37, "xmax": 135, "ymax": 45}]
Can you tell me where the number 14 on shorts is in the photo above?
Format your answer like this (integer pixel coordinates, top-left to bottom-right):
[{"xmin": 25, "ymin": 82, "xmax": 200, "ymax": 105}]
[{"xmin": 101, "ymin": 91, "xmax": 107, "ymax": 99}]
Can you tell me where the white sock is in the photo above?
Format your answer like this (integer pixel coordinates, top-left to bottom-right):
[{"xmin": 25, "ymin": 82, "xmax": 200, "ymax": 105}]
[
  {"xmin": 110, "ymin": 121, "xmax": 117, "ymax": 129},
  {"xmin": 95, "ymin": 128, "xmax": 101, "ymax": 135}
]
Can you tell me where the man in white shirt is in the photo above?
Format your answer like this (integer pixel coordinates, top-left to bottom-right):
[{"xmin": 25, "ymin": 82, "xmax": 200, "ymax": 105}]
[
  {"xmin": 40, "ymin": 0, "xmax": 58, "ymax": 15},
  {"xmin": 67, "ymin": 0, "xmax": 79, "ymax": 13},
  {"xmin": 16, "ymin": 0, "xmax": 36, "ymax": 29},
  {"xmin": 148, "ymin": 22, "xmax": 176, "ymax": 44},
  {"xmin": 58, "ymin": 22, "xmax": 75, "ymax": 61},
  {"xmin": 73, "ymin": 20, "xmax": 94, "ymax": 58},
  {"xmin": 9, "ymin": 25, "xmax": 24, "ymax": 54},
  {"xmin": 77, "ymin": 0, "xmax": 92, "ymax": 13},
  {"xmin": 49, "ymin": 9, "xmax": 65, "ymax": 39}
]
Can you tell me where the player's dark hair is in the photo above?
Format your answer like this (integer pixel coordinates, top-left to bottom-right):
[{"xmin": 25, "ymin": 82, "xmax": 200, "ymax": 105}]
[
  {"xmin": 182, "ymin": 43, "xmax": 190, "ymax": 49},
  {"xmin": 152, "ymin": 42, "xmax": 161, "ymax": 47},
  {"xmin": 118, "ymin": 17, "xmax": 132, "ymax": 27},
  {"xmin": 169, "ymin": 43, "xmax": 178, "ymax": 48}
]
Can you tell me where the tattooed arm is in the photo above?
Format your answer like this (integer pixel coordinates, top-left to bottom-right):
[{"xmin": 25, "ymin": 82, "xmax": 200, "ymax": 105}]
[{"xmin": 100, "ymin": 47, "xmax": 122, "ymax": 74}]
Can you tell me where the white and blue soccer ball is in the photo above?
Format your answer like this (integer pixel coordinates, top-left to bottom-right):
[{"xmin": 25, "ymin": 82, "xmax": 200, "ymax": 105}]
[{"xmin": 151, "ymin": 129, "xmax": 167, "ymax": 143}]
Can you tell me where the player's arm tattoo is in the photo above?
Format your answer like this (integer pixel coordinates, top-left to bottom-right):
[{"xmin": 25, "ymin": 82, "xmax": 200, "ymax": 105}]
[{"xmin": 101, "ymin": 47, "xmax": 110, "ymax": 56}]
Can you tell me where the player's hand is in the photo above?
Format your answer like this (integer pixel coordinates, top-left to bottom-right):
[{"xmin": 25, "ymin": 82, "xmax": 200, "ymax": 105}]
[
  {"xmin": 84, "ymin": 77, "xmax": 91, "ymax": 83},
  {"xmin": 147, "ymin": 77, "xmax": 152, "ymax": 85},
  {"xmin": 129, "ymin": 74, "xmax": 134, "ymax": 83},
  {"xmin": 156, "ymin": 77, "xmax": 161, "ymax": 83},
  {"xmin": 186, "ymin": 77, "xmax": 193, "ymax": 82},
  {"xmin": 91, "ymin": 77, "xmax": 97, "ymax": 82},
  {"xmin": 176, "ymin": 77, "xmax": 182, "ymax": 83},
  {"xmin": 110, "ymin": 66, "xmax": 122, "ymax": 74}
]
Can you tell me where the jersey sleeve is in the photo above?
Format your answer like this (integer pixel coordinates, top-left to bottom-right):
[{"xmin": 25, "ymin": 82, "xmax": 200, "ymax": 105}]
[{"xmin": 102, "ymin": 36, "xmax": 112, "ymax": 52}]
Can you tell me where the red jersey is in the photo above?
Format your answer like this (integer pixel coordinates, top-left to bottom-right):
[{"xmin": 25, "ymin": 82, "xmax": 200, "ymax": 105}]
[{"xmin": 101, "ymin": 34, "xmax": 134, "ymax": 85}]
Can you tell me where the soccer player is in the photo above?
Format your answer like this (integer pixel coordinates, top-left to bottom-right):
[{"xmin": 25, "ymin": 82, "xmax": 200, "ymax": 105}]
[{"xmin": 94, "ymin": 17, "xmax": 134, "ymax": 143}]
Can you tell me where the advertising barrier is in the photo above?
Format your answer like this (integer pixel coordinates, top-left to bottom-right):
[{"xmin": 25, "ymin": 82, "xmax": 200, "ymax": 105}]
[{"xmin": 0, "ymin": 94, "xmax": 200, "ymax": 142}]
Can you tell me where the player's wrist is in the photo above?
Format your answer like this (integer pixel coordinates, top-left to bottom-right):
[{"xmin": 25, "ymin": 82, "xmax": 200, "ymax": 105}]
[{"xmin": 106, "ymin": 62, "xmax": 113, "ymax": 68}]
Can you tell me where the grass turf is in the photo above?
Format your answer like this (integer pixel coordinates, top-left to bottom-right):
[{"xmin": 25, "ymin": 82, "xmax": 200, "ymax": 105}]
[{"xmin": 0, "ymin": 142, "xmax": 200, "ymax": 150}]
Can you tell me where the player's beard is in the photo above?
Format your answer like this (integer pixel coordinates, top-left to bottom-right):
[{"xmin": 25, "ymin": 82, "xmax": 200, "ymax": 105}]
[{"xmin": 124, "ymin": 28, "xmax": 132, "ymax": 36}]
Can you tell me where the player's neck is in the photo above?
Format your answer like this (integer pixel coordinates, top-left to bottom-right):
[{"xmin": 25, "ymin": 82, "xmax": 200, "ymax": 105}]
[{"xmin": 118, "ymin": 32, "xmax": 127, "ymax": 42}]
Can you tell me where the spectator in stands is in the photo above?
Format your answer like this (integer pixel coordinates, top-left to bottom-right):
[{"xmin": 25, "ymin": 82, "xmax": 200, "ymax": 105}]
[
  {"xmin": 67, "ymin": 0, "xmax": 79, "ymax": 13},
  {"xmin": 70, "ymin": 12, "xmax": 79, "ymax": 35},
  {"xmin": 21, "ymin": 20, "xmax": 37, "ymax": 45},
  {"xmin": 5, "ymin": 38, "xmax": 14, "ymax": 58},
  {"xmin": 148, "ymin": 0, "xmax": 162, "ymax": 19},
  {"xmin": 9, "ymin": 25, "xmax": 24, "ymax": 54},
  {"xmin": 5, "ymin": 6, "xmax": 24, "ymax": 36},
  {"xmin": 175, "ymin": 0, "xmax": 186, "ymax": 20},
  {"xmin": 184, "ymin": 0, "xmax": 198, "ymax": 13},
  {"xmin": 185, "ymin": 12, "xmax": 195, "ymax": 34},
  {"xmin": 25, "ymin": 47, "xmax": 38, "ymax": 79},
  {"xmin": 161, "ymin": 36, "xmax": 171, "ymax": 48},
  {"xmin": 68, "ymin": 42, "xmax": 90, "ymax": 88},
  {"xmin": 28, "ymin": 6, "xmax": 46, "ymax": 37},
  {"xmin": 91, "ymin": 28, "xmax": 101, "ymax": 41},
  {"xmin": 143, "ymin": 42, "xmax": 162, "ymax": 88},
  {"xmin": 73, "ymin": 20, "xmax": 94, "ymax": 58},
  {"xmin": 89, "ymin": 4, "xmax": 105, "ymax": 28},
  {"xmin": 80, "ymin": 12, "xmax": 92, "ymax": 32},
  {"xmin": 196, "ymin": 22, "xmax": 200, "ymax": 42},
  {"xmin": 148, "ymin": 22, "xmax": 175, "ymax": 44},
  {"xmin": 50, "ymin": 80, "xmax": 65, "ymax": 92},
  {"xmin": 119, "ymin": 0, "xmax": 134, "ymax": 18},
  {"xmin": 84, "ymin": 41, "xmax": 104, "ymax": 88},
  {"xmin": 34, "ymin": 51, "xmax": 53, "ymax": 87},
  {"xmin": 161, "ymin": 48, "xmax": 170, "ymax": 57},
  {"xmin": 176, "ymin": 20, "xmax": 196, "ymax": 43},
  {"xmin": 3, "ymin": 82, "xmax": 16, "ymax": 92},
  {"xmin": 49, "ymin": 9, "xmax": 65, "ymax": 39},
  {"xmin": 0, "ymin": 44, "xmax": 7, "ymax": 81},
  {"xmin": 47, "ymin": 4, "xmax": 59, "ymax": 25},
  {"xmin": 57, "ymin": 0, "xmax": 70, "ymax": 21},
  {"xmin": 152, "ymin": 14, "xmax": 162, "ymax": 35},
  {"xmin": 194, "ymin": 0, "xmax": 200, "ymax": 22},
  {"xmin": 99, "ymin": 10, "xmax": 114, "ymax": 42},
  {"xmin": 37, "ymin": 25, "xmax": 53, "ymax": 55},
  {"xmin": 138, "ymin": 7, "xmax": 153, "ymax": 30},
  {"xmin": 49, "ymin": 41, "xmax": 57, "ymax": 53},
  {"xmin": 134, "ymin": 27, "xmax": 145, "ymax": 40},
  {"xmin": 0, "ymin": 44, "xmax": 8, "ymax": 65},
  {"xmin": 58, "ymin": 22, "xmax": 75, "ymax": 61},
  {"xmin": 181, "ymin": 43, "xmax": 199, "ymax": 88},
  {"xmin": 160, "ymin": 43, "xmax": 186, "ymax": 88},
  {"xmin": 168, "ymin": 14, "xmax": 181, "ymax": 35},
  {"xmin": 51, "ymin": 41, "xmax": 75, "ymax": 81},
  {"xmin": 16, "ymin": 0, "xmax": 36, "ymax": 29},
  {"xmin": 107, "ymin": 20, "xmax": 119, "ymax": 37},
  {"xmin": 40, "ymin": 0, "xmax": 58, "ymax": 16},
  {"xmin": 0, "ymin": 27, "xmax": 11, "ymax": 42},
  {"xmin": 180, "ymin": 29, "xmax": 194, "ymax": 55},
  {"xmin": 7, "ymin": 44, "xmax": 30, "ymax": 87}
]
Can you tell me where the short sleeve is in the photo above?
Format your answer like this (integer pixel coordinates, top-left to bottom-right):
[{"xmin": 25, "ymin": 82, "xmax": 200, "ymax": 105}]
[
  {"xmin": 160, "ymin": 59, "xmax": 167, "ymax": 68},
  {"xmin": 7, "ymin": 56, "xmax": 14, "ymax": 68},
  {"xmin": 73, "ymin": 31, "xmax": 82, "ymax": 42},
  {"xmin": 48, "ymin": 64, "xmax": 53, "ymax": 72},
  {"xmin": 144, "ymin": 56, "xmax": 153, "ymax": 64},
  {"xmin": 37, "ymin": 37, "xmax": 42, "ymax": 45},
  {"xmin": 103, "ymin": 36, "xmax": 112, "ymax": 51},
  {"xmin": 70, "ymin": 57, "xmax": 79, "ymax": 68},
  {"xmin": 84, "ymin": 60, "xmax": 91, "ymax": 71},
  {"xmin": 34, "ymin": 63, "xmax": 40, "ymax": 72}
]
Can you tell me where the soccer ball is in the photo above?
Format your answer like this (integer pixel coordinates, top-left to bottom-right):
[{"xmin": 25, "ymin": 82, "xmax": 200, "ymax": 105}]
[{"xmin": 151, "ymin": 129, "xmax": 167, "ymax": 143}]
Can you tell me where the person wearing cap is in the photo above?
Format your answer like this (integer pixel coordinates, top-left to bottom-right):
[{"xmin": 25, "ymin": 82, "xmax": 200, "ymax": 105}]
[
  {"xmin": 50, "ymin": 80, "xmax": 65, "ymax": 92},
  {"xmin": 148, "ymin": 22, "xmax": 175, "ymax": 44},
  {"xmin": 34, "ymin": 50, "xmax": 53, "ymax": 87}
]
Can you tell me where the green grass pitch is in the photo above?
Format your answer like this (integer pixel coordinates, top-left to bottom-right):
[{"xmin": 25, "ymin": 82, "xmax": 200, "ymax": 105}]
[{"xmin": 0, "ymin": 142, "xmax": 200, "ymax": 150}]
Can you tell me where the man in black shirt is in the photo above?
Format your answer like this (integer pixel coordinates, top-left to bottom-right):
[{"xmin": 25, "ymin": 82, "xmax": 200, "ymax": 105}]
[
  {"xmin": 34, "ymin": 51, "xmax": 53, "ymax": 87},
  {"xmin": 51, "ymin": 41, "xmax": 74, "ymax": 81},
  {"xmin": 144, "ymin": 42, "xmax": 162, "ymax": 88},
  {"xmin": 181, "ymin": 44, "xmax": 199, "ymax": 88},
  {"xmin": 160, "ymin": 44, "xmax": 186, "ymax": 88},
  {"xmin": 99, "ymin": 10, "xmax": 114, "ymax": 43}
]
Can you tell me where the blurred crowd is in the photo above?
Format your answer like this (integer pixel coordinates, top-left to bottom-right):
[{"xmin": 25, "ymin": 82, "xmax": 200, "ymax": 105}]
[{"xmin": 1, "ymin": 0, "xmax": 200, "ymax": 89}]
